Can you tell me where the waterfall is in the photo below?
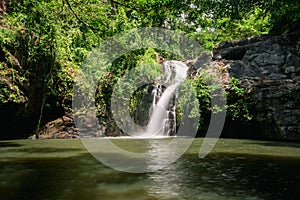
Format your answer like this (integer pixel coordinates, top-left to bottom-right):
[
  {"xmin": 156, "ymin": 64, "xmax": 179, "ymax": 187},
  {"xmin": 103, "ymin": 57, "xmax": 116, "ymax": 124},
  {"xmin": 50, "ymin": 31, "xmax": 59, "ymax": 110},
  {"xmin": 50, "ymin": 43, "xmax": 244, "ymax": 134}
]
[{"xmin": 139, "ymin": 60, "xmax": 188, "ymax": 137}]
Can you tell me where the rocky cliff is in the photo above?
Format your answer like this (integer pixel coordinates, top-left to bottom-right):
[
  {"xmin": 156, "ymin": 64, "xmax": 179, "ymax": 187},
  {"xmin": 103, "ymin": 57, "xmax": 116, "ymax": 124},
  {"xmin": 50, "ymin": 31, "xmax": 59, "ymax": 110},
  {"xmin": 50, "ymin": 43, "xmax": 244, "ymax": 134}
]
[{"xmin": 212, "ymin": 33, "xmax": 300, "ymax": 141}]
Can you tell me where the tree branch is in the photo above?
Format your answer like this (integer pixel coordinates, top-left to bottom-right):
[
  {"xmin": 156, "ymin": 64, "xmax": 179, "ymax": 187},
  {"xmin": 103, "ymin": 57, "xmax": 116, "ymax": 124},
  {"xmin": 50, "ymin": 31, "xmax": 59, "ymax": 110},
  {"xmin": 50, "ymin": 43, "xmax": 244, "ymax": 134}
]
[
  {"xmin": 110, "ymin": 0, "xmax": 135, "ymax": 10},
  {"xmin": 63, "ymin": 0, "xmax": 96, "ymax": 31}
]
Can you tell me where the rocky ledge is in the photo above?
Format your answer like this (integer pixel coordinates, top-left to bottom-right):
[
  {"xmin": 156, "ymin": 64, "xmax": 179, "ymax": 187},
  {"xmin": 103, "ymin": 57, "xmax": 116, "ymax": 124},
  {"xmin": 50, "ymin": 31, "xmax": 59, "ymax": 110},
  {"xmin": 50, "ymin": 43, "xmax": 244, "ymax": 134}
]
[
  {"xmin": 30, "ymin": 115, "xmax": 79, "ymax": 139},
  {"xmin": 212, "ymin": 33, "xmax": 300, "ymax": 141}
]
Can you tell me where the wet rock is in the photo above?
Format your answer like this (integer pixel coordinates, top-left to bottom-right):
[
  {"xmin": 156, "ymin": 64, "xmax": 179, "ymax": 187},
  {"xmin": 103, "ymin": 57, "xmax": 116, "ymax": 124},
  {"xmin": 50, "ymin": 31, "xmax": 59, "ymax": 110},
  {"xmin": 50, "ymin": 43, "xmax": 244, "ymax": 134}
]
[
  {"xmin": 33, "ymin": 115, "xmax": 79, "ymax": 139},
  {"xmin": 212, "ymin": 33, "xmax": 300, "ymax": 141}
]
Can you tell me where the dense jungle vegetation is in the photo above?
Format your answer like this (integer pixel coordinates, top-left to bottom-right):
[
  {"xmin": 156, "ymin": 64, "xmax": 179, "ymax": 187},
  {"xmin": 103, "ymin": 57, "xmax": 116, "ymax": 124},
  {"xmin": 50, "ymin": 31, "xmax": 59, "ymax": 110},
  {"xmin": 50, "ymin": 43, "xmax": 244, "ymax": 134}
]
[{"xmin": 0, "ymin": 0, "xmax": 299, "ymax": 138}]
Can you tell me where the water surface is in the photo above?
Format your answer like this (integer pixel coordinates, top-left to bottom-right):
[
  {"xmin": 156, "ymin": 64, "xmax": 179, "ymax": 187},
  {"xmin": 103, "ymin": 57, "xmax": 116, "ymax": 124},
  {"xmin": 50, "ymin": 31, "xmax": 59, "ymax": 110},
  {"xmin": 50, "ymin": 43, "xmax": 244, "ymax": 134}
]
[{"xmin": 0, "ymin": 138, "xmax": 300, "ymax": 200}]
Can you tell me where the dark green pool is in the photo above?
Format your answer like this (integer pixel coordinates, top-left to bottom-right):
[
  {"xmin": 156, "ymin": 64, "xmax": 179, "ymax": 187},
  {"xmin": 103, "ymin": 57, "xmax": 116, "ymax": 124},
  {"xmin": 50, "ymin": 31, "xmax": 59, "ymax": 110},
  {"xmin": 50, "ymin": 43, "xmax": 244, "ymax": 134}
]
[{"xmin": 0, "ymin": 138, "xmax": 300, "ymax": 200}]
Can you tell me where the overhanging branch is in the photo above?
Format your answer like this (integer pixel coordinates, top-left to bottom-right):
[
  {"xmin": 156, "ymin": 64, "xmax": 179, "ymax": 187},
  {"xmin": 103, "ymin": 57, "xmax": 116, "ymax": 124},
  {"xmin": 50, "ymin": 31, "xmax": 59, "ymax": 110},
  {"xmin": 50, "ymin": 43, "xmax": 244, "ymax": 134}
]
[{"xmin": 63, "ymin": 0, "xmax": 96, "ymax": 31}]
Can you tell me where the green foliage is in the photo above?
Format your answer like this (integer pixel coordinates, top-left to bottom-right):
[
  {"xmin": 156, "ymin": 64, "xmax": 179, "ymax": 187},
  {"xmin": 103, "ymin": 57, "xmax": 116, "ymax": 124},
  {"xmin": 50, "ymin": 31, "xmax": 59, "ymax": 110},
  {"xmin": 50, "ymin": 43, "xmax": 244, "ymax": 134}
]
[
  {"xmin": 191, "ymin": 76, "xmax": 210, "ymax": 116},
  {"xmin": 0, "ymin": 63, "xmax": 26, "ymax": 104},
  {"xmin": 189, "ymin": 70, "xmax": 226, "ymax": 129},
  {"xmin": 226, "ymin": 78, "xmax": 253, "ymax": 121},
  {"xmin": 184, "ymin": 74, "xmax": 253, "ymax": 131},
  {"xmin": 177, "ymin": 79, "xmax": 200, "ymax": 129},
  {"xmin": 189, "ymin": 8, "xmax": 270, "ymax": 50},
  {"xmin": 96, "ymin": 48, "xmax": 162, "ymax": 124}
]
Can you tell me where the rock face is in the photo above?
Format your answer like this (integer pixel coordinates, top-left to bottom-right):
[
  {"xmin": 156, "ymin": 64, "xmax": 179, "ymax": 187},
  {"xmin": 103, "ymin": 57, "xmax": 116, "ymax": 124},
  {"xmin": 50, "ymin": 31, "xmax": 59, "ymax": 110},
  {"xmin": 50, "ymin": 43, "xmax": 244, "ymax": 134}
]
[
  {"xmin": 212, "ymin": 34, "xmax": 300, "ymax": 141},
  {"xmin": 31, "ymin": 115, "xmax": 78, "ymax": 139}
]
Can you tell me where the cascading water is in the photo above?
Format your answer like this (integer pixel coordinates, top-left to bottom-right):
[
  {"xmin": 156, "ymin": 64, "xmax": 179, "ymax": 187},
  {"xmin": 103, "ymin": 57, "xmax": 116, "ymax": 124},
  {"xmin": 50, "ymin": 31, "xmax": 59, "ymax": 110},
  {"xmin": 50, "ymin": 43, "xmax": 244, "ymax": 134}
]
[{"xmin": 140, "ymin": 60, "xmax": 189, "ymax": 137}]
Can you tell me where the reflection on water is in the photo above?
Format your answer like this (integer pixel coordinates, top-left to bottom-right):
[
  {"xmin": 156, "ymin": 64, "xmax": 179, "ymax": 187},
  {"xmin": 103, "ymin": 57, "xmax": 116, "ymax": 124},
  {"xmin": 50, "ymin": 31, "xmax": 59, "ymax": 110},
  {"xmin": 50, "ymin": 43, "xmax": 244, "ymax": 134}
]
[
  {"xmin": 0, "ymin": 139, "xmax": 300, "ymax": 200},
  {"xmin": 147, "ymin": 158, "xmax": 190, "ymax": 199},
  {"xmin": 147, "ymin": 152, "xmax": 300, "ymax": 200},
  {"xmin": 146, "ymin": 138, "xmax": 193, "ymax": 172}
]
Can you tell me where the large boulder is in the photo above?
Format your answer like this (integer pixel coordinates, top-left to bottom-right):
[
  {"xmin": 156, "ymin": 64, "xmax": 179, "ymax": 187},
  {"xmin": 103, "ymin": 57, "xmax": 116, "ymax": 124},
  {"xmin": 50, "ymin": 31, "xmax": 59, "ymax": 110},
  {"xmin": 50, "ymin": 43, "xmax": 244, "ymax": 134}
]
[{"xmin": 212, "ymin": 33, "xmax": 300, "ymax": 141}]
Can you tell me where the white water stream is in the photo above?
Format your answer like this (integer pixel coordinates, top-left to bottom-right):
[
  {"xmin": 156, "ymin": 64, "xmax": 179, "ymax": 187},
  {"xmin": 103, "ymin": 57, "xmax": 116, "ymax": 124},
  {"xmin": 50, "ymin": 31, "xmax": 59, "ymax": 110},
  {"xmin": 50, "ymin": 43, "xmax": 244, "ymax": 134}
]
[{"xmin": 139, "ymin": 61, "xmax": 188, "ymax": 137}]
